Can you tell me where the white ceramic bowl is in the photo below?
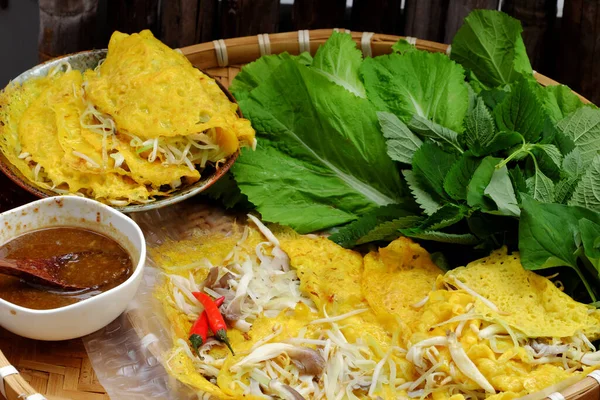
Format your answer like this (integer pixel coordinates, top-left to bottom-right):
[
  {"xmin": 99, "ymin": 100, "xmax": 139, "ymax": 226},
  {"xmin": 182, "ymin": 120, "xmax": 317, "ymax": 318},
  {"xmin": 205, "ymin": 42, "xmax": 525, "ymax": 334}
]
[{"xmin": 0, "ymin": 196, "xmax": 146, "ymax": 340}]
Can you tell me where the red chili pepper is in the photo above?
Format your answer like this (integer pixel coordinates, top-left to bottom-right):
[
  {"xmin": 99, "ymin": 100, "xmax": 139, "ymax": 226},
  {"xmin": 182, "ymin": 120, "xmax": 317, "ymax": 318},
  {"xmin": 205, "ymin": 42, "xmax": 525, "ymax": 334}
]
[
  {"xmin": 194, "ymin": 292, "xmax": 235, "ymax": 355},
  {"xmin": 189, "ymin": 296, "xmax": 225, "ymax": 355}
]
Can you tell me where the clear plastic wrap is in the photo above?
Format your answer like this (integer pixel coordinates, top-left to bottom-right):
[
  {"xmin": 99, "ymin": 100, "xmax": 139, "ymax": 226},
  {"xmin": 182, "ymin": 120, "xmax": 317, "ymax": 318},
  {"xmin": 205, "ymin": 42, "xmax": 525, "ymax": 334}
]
[{"xmin": 82, "ymin": 201, "xmax": 239, "ymax": 399}]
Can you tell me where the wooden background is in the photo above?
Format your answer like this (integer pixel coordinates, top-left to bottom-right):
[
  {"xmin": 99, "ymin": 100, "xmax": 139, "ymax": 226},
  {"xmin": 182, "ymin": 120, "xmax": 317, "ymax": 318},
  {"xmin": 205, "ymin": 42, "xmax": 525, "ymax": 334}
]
[{"xmin": 36, "ymin": 0, "xmax": 600, "ymax": 105}]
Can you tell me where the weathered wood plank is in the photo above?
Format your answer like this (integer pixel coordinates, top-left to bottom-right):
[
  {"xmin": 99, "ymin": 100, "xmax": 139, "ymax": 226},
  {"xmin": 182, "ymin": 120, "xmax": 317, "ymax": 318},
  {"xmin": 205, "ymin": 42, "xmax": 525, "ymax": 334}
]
[
  {"xmin": 351, "ymin": 0, "xmax": 402, "ymax": 34},
  {"xmin": 444, "ymin": 0, "xmax": 499, "ymax": 43},
  {"xmin": 502, "ymin": 0, "xmax": 556, "ymax": 70},
  {"xmin": 106, "ymin": 0, "xmax": 159, "ymax": 36},
  {"xmin": 292, "ymin": 0, "xmax": 347, "ymax": 30},
  {"xmin": 403, "ymin": 0, "xmax": 449, "ymax": 42},
  {"xmin": 557, "ymin": 0, "xmax": 600, "ymax": 105},
  {"xmin": 219, "ymin": 0, "xmax": 279, "ymax": 39},
  {"xmin": 160, "ymin": 0, "xmax": 218, "ymax": 48},
  {"xmin": 38, "ymin": 0, "xmax": 99, "ymax": 61}
]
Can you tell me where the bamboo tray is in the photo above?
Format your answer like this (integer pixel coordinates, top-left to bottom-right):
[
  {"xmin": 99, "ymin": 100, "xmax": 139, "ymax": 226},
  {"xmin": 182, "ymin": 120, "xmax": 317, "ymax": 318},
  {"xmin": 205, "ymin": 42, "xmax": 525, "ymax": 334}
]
[{"xmin": 0, "ymin": 29, "xmax": 595, "ymax": 400}]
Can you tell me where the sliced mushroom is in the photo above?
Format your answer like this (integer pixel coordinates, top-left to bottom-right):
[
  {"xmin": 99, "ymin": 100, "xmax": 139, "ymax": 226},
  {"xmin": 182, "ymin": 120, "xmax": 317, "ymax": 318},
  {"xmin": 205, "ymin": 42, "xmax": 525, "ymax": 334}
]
[
  {"xmin": 223, "ymin": 295, "xmax": 245, "ymax": 321},
  {"xmin": 268, "ymin": 380, "xmax": 306, "ymax": 400},
  {"xmin": 217, "ymin": 272, "xmax": 234, "ymax": 289},
  {"xmin": 287, "ymin": 346, "xmax": 326, "ymax": 376},
  {"xmin": 203, "ymin": 267, "xmax": 219, "ymax": 288}
]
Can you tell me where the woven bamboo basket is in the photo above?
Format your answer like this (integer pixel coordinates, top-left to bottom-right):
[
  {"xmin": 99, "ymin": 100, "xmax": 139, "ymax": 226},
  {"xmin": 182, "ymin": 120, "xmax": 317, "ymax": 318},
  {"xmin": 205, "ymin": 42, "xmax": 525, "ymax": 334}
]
[{"xmin": 0, "ymin": 29, "xmax": 595, "ymax": 400}]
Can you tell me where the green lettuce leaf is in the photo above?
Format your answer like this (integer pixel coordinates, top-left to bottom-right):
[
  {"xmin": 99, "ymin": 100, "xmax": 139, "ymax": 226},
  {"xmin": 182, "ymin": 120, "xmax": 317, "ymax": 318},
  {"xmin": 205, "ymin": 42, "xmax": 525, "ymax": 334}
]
[
  {"xmin": 312, "ymin": 32, "xmax": 366, "ymax": 98},
  {"xmin": 230, "ymin": 52, "xmax": 312, "ymax": 101},
  {"xmin": 361, "ymin": 51, "xmax": 468, "ymax": 132},
  {"xmin": 232, "ymin": 60, "xmax": 404, "ymax": 233},
  {"xmin": 450, "ymin": 9, "xmax": 532, "ymax": 88},
  {"xmin": 378, "ymin": 111, "xmax": 422, "ymax": 164},
  {"xmin": 391, "ymin": 39, "xmax": 417, "ymax": 54}
]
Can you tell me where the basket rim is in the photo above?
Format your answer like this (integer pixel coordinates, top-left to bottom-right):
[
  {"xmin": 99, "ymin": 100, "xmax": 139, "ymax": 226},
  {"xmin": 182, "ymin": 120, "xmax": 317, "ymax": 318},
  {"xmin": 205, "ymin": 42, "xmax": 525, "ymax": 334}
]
[{"xmin": 180, "ymin": 28, "xmax": 591, "ymax": 105}]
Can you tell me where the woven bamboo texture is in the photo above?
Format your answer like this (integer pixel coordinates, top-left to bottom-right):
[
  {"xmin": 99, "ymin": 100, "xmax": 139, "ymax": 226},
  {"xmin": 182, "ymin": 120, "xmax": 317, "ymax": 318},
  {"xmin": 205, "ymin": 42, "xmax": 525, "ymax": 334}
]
[{"xmin": 0, "ymin": 29, "xmax": 594, "ymax": 400}]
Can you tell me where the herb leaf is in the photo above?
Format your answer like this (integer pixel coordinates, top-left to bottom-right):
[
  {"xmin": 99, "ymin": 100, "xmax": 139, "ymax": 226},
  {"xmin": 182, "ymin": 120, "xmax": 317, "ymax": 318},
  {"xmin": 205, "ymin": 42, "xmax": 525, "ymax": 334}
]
[
  {"xmin": 467, "ymin": 156, "xmax": 501, "ymax": 211},
  {"xmin": 403, "ymin": 170, "xmax": 442, "ymax": 216},
  {"xmin": 378, "ymin": 111, "xmax": 422, "ymax": 164},
  {"xmin": 542, "ymin": 85, "xmax": 586, "ymax": 123},
  {"xmin": 494, "ymin": 77, "xmax": 546, "ymax": 143},
  {"xmin": 579, "ymin": 218, "xmax": 600, "ymax": 270},
  {"xmin": 526, "ymin": 168, "xmax": 555, "ymax": 203},
  {"xmin": 312, "ymin": 32, "xmax": 366, "ymax": 98},
  {"xmin": 444, "ymin": 153, "xmax": 482, "ymax": 201},
  {"xmin": 463, "ymin": 97, "xmax": 495, "ymax": 154},
  {"xmin": 419, "ymin": 204, "xmax": 468, "ymax": 230},
  {"xmin": 412, "ymin": 142, "xmax": 459, "ymax": 199},
  {"xmin": 407, "ymin": 115, "xmax": 464, "ymax": 153},
  {"xmin": 484, "ymin": 165, "xmax": 520, "ymax": 217},
  {"xmin": 450, "ymin": 9, "xmax": 532, "ymax": 88},
  {"xmin": 569, "ymin": 155, "xmax": 600, "ymax": 211},
  {"xmin": 401, "ymin": 229, "xmax": 480, "ymax": 245},
  {"xmin": 329, "ymin": 204, "xmax": 420, "ymax": 248},
  {"xmin": 556, "ymin": 107, "xmax": 600, "ymax": 165},
  {"xmin": 361, "ymin": 51, "xmax": 469, "ymax": 132}
]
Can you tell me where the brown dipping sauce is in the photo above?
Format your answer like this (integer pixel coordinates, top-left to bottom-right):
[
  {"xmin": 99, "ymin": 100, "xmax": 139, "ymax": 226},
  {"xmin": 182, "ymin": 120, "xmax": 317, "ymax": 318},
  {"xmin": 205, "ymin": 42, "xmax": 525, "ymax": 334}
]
[{"xmin": 0, "ymin": 227, "xmax": 133, "ymax": 310}]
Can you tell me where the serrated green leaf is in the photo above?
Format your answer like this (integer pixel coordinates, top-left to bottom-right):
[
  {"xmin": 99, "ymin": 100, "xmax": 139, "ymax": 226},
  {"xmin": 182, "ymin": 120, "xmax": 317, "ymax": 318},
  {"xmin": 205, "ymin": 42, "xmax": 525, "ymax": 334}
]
[
  {"xmin": 467, "ymin": 156, "xmax": 502, "ymax": 211},
  {"xmin": 355, "ymin": 216, "xmax": 423, "ymax": 245},
  {"xmin": 312, "ymin": 32, "xmax": 366, "ymax": 98},
  {"xmin": 484, "ymin": 165, "xmax": 520, "ymax": 217},
  {"xmin": 556, "ymin": 107, "xmax": 600, "ymax": 165},
  {"xmin": 509, "ymin": 165, "xmax": 528, "ymax": 200},
  {"xmin": 203, "ymin": 171, "xmax": 252, "ymax": 209},
  {"xmin": 534, "ymin": 144, "xmax": 562, "ymax": 169},
  {"xmin": 530, "ymin": 143, "xmax": 563, "ymax": 181},
  {"xmin": 391, "ymin": 39, "xmax": 416, "ymax": 54},
  {"xmin": 407, "ymin": 115, "xmax": 464, "ymax": 153},
  {"xmin": 480, "ymin": 85, "xmax": 511, "ymax": 110},
  {"xmin": 562, "ymin": 149, "xmax": 585, "ymax": 179},
  {"xmin": 494, "ymin": 77, "xmax": 546, "ymax": 143},
  {"xmin": 554, "ymin": 177, "xmax": 580, "ymax": 204},
  {"xmin": 569, "ymin": 155, "xmax": 600, "ymax": 211},
  {"xmin": 419, "ymin": 204, "xmax": 468, "ymax": 231},
  {"xmin": 378, "ymin": 111, "xmax": 422, "ymax": 164},
  {"xmin": 463, "ymin": 97, "xmax": 495, "ymax": 155},
  {"xmin": 329, "ymin": 204, "xmax": 420, "ymax": 248},
  {"xmin": 444, "ymin": 153, "xmax": 482, "ymax": 201},
  {"xmin": 542, "ymin": 84, "xmax": 587, "ymax": 123},
  {"xmin": 403, "ymin": 170, "xmax": 441, "ymax": 216},
  {"xmin": 450, "ymin": 10, "xmax": 532, "ymax": 88},
  {"xmin": 401, "ymin": 229, "xmax": 480, "ymax": 245},
  {"xmin": 526, "ymin": 168, "xmax": 555, "ymax": 203},
  {"xmin": 361, "ymin": 51, "xmax": 469, "ymax": 133},
  {"xmin": 412, "ymin": 142, "xmax": 459, "ymax": 199}
]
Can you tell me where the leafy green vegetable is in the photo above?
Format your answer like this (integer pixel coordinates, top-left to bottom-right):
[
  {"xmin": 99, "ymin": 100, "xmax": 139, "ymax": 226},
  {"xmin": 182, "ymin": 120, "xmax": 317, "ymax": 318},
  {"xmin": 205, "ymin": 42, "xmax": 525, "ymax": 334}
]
[
  {"xmin": 463, "ymin": 97, "xmax": 495, "ymax": 153},
  {"xmin": 401, "ymin": 229, "xmax": 479, "ymax": 245},
  {"xmin": 329, "ymin": 204, "xmax": 420, "ymax": 248},
  {"xmin": 579, "ymin": 218, "xmax": 600, "ymax": 270},
  {"xmin": 542, "ymin": 85, "xmax": 586, "ymax": 122},
  {"xmin": 230, "ymin": 52, "xmax": 312, "ymax": 101},
  {"xmin": 484, "ymin": 166, "xmax": 520, "ymax": 216},
  {"xmin": 450, "ymin": 10, "xmax": 532, "ymax": 88},
  {"xmin": 233, "ymin": 60, "xmax": 404, "ymax": 233},
  {"xmin": 494, "ymin": 78, "xmax": 546, "ymax": 143},
  {"xmin": 556, "ymin": 107, "xmax": 600, "ymax": 165},
  {"xmin": 361, "ymin": 51, "xmax": 468, "ymax": 132},
  {"xmin": 378, "ymin": 111, "xmax": 422, "ymax": 164},
  {"xmin": 467, "ymin": 156, "xmax": 501, "ymax": 211},
  {"xmin": 519, "ymin": 195, "xmax": 600, "ymax": 300},
  {"xmin": 202, "ymin": 172, "xmax": 251, "ymax": 209},
  {"xmin": 391, "ymin": 39, "xmax": 416, "ymax": 54},
  {"xmin": 312, "ymin": 32, "xmax": 366, "ymax": 98},
  {"xmin": 444, "ymin": 153, "xmax": 482, "ymax": 201},
  {"xmin": 407, "ymin": 115, "xmax": 463, "ymax": 153},
  {"xmin": 569, "ymin": 155, "xmax": 600, "ymax": 211},
  {"xmin": 526, "ymin": 167, "xmax": 555, "ymax": 203},
  {"xmin": 412, "ymin": 142, "xmax": 458, "ymax": 199},
  {"xmin": 403, "ymin": 170, "xmax": 441, "ymax": 216}
]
